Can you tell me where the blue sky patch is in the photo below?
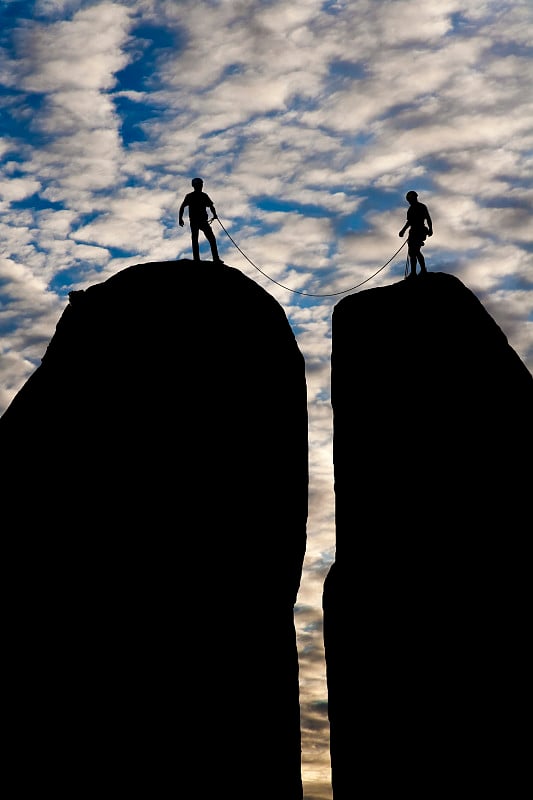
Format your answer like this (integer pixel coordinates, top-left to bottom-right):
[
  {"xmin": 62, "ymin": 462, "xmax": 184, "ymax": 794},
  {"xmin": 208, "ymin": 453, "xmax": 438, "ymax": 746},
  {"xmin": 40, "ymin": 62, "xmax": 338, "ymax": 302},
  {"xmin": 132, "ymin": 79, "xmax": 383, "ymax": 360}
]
[
  {"xmin": 113, "ymin": 94, "xmax": 160, "ymax": 146},
  {"xmin": 116, "ymin": 24, "xmax": 179, "ymax": 93}
]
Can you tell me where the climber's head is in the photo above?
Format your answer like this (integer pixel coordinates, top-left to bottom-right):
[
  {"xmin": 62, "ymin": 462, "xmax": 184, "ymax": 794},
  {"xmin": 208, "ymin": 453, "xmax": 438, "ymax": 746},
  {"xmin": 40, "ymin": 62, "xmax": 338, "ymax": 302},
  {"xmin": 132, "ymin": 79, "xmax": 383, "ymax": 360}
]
[
  {"xmin": 192, "ymin": 177, "xmax": 203, "ymax": 189},
  {"xmin": 406, "ymin": 190, "xmax": 418, "ymax": 202}
]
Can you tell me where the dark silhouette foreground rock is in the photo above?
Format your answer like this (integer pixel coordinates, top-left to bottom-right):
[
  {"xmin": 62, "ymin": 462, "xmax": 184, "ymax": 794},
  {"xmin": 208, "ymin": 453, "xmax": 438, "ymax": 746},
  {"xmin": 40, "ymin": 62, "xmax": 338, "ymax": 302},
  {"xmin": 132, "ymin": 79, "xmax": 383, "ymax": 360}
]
[
  {"xmin": 324, "ymin": 271, "xmax": 533, "ymax": 798},
  {"xmin": 1, "ymin": 260, "xmax": 308, "ymax": 799}
]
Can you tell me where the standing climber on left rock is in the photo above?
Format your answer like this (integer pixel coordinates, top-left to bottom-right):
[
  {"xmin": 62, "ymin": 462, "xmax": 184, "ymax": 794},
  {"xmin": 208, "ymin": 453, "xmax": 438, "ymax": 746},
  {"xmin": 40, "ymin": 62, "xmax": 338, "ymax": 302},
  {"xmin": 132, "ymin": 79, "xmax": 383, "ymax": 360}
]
[
  {"xmin": 399, "ymin": 190, "xmax": 433, "ymax": 277},
  {"xmin": 179, "ymin": 177, "xmax": 223, "ymax": 263}
]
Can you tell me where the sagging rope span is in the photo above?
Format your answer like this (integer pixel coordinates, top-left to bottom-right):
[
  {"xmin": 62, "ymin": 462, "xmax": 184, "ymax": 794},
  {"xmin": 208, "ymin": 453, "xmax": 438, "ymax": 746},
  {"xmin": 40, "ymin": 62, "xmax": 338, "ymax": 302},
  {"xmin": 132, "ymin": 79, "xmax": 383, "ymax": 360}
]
[{"xmin": 211, "ymin": 217, "xmax": 408, "ymax": 297}]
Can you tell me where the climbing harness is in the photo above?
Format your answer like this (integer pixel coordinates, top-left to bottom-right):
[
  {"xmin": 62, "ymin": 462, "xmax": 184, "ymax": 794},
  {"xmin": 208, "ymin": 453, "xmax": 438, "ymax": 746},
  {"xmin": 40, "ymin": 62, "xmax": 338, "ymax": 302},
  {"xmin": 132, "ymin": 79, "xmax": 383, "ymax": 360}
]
[{"xmin": 209, "ymin": 216, "xmax": 408, "ymax": 297}]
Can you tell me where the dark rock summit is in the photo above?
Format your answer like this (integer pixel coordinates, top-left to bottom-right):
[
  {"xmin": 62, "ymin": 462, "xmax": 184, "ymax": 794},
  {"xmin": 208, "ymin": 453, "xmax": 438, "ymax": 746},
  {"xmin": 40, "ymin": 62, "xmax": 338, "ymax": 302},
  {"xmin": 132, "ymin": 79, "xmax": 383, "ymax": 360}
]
[
  {"xmin": 1, "ymin": 260, "xmax": 308, "ymax": 799},
  {"xmin": 324, "ymin": 271, "xmax": 533, "ymax": 798},
  {"xmin": 4, "ymin": 264, "xmax": 532, "ymax": 798}
]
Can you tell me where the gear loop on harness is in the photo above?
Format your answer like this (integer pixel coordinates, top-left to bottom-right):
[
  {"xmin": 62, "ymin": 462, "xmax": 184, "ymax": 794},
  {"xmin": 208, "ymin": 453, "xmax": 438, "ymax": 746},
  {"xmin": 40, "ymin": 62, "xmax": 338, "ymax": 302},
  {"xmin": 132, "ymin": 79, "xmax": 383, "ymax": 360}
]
[{"xmin": 212, "ymin": 217, "xmax": 408, "ymax": 297}]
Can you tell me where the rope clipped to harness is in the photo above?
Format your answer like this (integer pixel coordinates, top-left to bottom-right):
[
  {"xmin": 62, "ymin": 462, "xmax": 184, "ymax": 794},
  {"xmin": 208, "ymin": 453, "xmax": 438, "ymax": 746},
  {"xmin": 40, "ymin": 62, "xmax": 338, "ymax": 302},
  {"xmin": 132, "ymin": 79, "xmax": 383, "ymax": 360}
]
[{"xmin": 210, "ymin": 217, "xmax": 408, "ymax": 297}]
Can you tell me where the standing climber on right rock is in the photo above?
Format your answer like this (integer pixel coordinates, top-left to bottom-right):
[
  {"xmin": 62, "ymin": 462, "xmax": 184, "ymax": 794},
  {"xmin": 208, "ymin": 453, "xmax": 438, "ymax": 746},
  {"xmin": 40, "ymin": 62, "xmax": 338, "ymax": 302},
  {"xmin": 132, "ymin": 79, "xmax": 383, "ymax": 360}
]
[{"xmin": 399, "ymin": 190, "xmax": 433, "ymax": 277}]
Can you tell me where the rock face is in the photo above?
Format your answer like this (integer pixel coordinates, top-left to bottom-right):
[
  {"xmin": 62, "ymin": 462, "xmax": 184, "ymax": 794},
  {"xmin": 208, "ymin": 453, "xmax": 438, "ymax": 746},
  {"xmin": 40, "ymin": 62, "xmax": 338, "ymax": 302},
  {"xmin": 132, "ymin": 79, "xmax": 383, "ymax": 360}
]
[
  {"xmin": 324, "ymin": 272, "xmax": 533, "ymax": 798},
  {"xmin": 1, "ymin": 260, "xmax": 308, "ymax": 799}
]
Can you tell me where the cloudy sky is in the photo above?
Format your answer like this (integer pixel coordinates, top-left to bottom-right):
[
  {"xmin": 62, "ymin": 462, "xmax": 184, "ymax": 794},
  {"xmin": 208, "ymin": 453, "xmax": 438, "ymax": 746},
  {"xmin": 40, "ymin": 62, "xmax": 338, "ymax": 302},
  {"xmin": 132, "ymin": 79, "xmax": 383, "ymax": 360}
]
[{"xmin": 1, "ymin": 1, "xmax": 532, "ymax": 796}]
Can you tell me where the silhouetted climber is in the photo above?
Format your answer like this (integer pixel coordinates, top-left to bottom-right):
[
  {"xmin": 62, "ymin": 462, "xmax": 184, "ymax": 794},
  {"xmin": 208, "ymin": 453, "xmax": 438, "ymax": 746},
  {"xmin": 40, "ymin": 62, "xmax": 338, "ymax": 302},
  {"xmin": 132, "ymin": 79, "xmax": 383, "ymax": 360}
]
[
  {"xmin": 179, "ymin": 177, "xmax": 223, "ymax": 263},
  {"xmin": 399, "ymin": 190, "xmax": 433, "ymax": 277}
]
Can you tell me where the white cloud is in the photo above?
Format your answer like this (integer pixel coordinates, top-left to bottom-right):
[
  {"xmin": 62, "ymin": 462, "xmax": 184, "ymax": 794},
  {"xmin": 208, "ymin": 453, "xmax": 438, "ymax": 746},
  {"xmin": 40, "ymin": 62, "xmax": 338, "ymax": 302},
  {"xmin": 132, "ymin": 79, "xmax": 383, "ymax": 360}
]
[
  {"xmin": 0, "ymin": 176, "xmax": 41, "ymax": 202},
  {"xmin": 12, "ymin": 4, "xmax": 133, "ymax": 93}
]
